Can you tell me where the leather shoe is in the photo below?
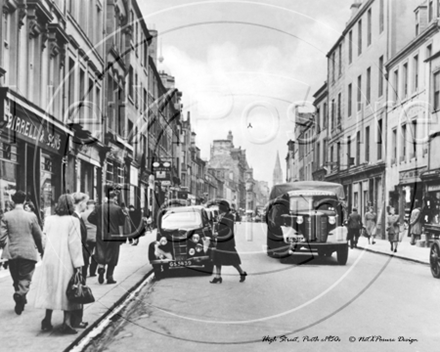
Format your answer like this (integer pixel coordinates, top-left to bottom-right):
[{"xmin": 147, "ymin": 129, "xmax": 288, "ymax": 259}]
[
  {"xmin": 239, "ymin": 272, "xmax": 247, "ymax": 283},
  {"xmin": 98, "ymin": 268, "xmax": 105, "ymax": 284},
  {"xmin": 107, "ymin": 278, "xmax": 117, "ymax": 284},
  {"xmin": 41, "ymin": 319, "xmax": 53, "ymax": 332},
  {"xmin": 59, "ymin": 324, "xmax": 77, "ymax": 335},
  {"xmin": 73, "ymin": 321, "xmax": 88, "ymax": 329},
  {"xmin": 13, "ymin": 293, "xmax": 24, "ymax": 315}
]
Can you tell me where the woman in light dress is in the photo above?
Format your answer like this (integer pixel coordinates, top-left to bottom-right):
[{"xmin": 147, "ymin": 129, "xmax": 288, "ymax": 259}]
[
  {"xmin": 364, "ymin": 206, "xmax": 377, "ymax": 245},
  {"xmin": 30, "ymin": 194, "xmax": 84, "ymax": 334}
]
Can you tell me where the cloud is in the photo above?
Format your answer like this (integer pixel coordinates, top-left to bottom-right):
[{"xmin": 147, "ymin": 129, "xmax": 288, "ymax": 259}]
[{"xmin": 157, "ymin": 5, "xmax": 348, "ymax": 185}]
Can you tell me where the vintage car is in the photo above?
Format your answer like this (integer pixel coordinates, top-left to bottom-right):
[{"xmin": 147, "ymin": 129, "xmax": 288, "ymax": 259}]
[
  {"xmin": 148, "ymin": 204, "xmax": 216, "ymax": 279},
  {"xmin": 266, "ymin": 181, "xmax": 349, "ymax": 265}
]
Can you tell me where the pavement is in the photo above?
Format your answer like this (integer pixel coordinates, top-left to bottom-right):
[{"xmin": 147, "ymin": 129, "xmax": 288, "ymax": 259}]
[
  {"xmin": 0, "ymin": 230, "xmax": 157, "ymax": 352},
  {"xmin": 355, "ymin": 229, "xmax": 430, "ymax": 265},
  {"xmin": 0, "ymin": 227, "xmax": 433, "ymax": 352}
]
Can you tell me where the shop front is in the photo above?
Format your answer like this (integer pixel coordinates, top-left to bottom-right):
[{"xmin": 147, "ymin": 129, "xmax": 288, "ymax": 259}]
[
  {"xmin": 397, "ymin": 167, "xmax": 426, "ymax": 223},
  {"xmin": 0, "ymin": 88, "xmax": 70, "ymax": 219},
  {"xmin": 420, "ymin": 169, "xmax": 440, "ymax": 244}
]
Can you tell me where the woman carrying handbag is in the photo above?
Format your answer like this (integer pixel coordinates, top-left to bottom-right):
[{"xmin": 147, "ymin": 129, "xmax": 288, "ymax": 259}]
[{"xmin": 30, "ymin": 194, "xmax": 85, "ymax": 334}]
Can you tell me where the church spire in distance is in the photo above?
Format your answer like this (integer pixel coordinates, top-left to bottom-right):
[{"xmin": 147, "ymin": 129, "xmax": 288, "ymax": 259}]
[{"xmin": 273, "ymin": 151, "xmax": 283, "ymax": 186}]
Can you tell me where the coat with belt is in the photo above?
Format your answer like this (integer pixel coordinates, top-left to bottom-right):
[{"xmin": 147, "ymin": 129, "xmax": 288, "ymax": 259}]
[
  {"xmin": 0, "ymin": 207, "xmax": 44, "ymax": 261},
  {"xmin": 30, "ymin": 215, "xmax": 84, "ymax": 311}
]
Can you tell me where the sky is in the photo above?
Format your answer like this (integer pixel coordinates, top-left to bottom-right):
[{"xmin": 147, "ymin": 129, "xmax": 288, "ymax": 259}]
[{"xmin": 138, "ymin": 0, "xmax": 353, "ymax": 187}]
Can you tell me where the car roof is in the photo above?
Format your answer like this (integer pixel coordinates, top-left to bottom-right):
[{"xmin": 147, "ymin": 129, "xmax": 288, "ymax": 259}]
[{"xmin": 269, "ymin": 181, "xmax": 345, "ymax": 200}]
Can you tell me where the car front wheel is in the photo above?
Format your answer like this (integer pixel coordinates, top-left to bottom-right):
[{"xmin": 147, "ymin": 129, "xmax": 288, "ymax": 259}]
[{"xmin": 430, "ymin": 241, "xmax": 440, "ymax": 278}]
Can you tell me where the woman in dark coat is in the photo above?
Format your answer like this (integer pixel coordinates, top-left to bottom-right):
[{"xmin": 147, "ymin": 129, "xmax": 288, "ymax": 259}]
[{"xmin": 210, "ymin": 201, "xmax": 247, "ymax": 284}]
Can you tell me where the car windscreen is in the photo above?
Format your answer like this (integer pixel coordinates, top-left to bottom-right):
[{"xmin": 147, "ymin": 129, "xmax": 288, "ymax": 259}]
[
  {"xmin": 290, "ymin": 196, "xmax": 313, "ymax": 212},
  {"xmin": 290, "ymin": 195, "xmax": 338, "ymax": 212},
  {"xmin": 161, "ymin": 210, "xmax": 203, "ymax": 230}
]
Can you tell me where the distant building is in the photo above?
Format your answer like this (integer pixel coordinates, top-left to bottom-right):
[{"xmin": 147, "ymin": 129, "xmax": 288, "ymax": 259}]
[{"xmin": 273, "ymin": 151, "xmax": 283, "ymax": 186}]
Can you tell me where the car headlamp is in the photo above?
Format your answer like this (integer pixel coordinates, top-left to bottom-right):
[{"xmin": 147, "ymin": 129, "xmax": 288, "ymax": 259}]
[
  {"xmin": 191, "ymin": 234, "xmax": 200, "ymax": 243},
  {"xmin": 188, "ymin": 248, "xmax": 196, "ymax": 256},
  {"xmin": 159, "ymin": 237, "xmax": 168, "ymax": 246},
  {"xmin": 296, "ymin": 216, "xmax": 304, "ymax": 225},
  {"xmin": 328, "ymin": 216, "xmax": 336, "ymax": 225},
  {"xmin": 196, "ymin": 244, "xmax": 203, "ymax": 253}
]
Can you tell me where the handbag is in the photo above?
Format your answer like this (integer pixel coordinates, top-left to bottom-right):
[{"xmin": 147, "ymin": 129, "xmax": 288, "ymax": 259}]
[
  {"xmin": 361, "ymin": 227, "xmax": 370, "ymax": 238},
  {"xmin": 66, "ymin": 270, "xmax": 95, "ymax": 304}
]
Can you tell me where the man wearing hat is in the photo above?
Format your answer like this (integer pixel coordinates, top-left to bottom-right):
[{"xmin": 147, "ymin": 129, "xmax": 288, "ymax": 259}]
[{"xmin": 88, "ymin": 187, "xmax": 127, "ymax": 284}]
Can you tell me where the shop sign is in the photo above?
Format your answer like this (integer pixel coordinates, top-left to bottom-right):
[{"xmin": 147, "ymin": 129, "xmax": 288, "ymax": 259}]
[
  {"xmin": 428, "ymin": 185, "xmax": 440, "ymax": 192},
  {"xmin": 152, "ymin": 160, "xmax": 171, "ymax": 182},
  {"xmin": 3, "ymin": 113, "xmax": 66, "ymax": 153}
]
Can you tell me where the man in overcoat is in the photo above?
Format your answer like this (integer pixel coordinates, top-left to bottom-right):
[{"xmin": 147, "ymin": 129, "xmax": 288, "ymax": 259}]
[
  {"xmin": 347, "ymin": 207, "xmax": 363, "ymax": 249},
  {"xmin": 0, "ymin": 191, "xmax": 44, "ymax": 314},
  {"xmin": 88, "ymin": 188, "xmax": 127, "ymax": 284}
]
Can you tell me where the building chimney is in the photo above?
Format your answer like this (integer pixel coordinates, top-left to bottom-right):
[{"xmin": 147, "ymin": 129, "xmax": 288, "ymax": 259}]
[
  {"xmin": 414, "ymin": 5, "xmax": 428, "ymax": 37},
  {"xmin": 350, "ymin": 1, "xmax": 362, "ymax": 19},
  {"xmin": 149, "ymin": 29, "xmax": 158, "ymax": 66}
]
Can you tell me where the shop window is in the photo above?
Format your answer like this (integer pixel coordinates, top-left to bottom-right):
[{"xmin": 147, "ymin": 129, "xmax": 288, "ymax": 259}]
[
  {"xmin": 40, "ymin": 152, "xmax": 54, "ymax": 218},
  {"xmin": 0, "ymin": 140, "xmax": 17, "ymax": 213}
]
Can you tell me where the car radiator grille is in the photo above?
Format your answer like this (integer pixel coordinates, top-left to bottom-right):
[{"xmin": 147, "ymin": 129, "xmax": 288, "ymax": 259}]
[
  {"xmin": 303, "ymin": 214, "xmax": 328, "ymax": 242},
  {"xmin": 172, "ymin": 235, "xmax": 188, "ymax": 261}
]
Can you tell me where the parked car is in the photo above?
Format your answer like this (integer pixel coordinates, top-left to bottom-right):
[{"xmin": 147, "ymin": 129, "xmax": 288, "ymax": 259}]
[
  {"xmin": 266, "ymin": 181, "xmax": 349, "ymax": 265},
  {"xmin": 148, "ymin": 204, "xmax": 216, "ymax": 279}
]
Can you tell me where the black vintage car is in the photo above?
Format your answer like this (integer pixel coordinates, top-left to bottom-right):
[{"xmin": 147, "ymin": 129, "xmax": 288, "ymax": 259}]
[
  {"xmin": 266, "ymin": 181, "xmax": 349, "ymax": 265},
  {"xmin": 148, "ymin": 204, "xmax": 216, "ymax": 279}
]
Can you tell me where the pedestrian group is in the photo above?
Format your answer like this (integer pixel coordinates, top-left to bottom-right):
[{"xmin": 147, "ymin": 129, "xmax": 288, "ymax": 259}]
[{"xmin": 0, "ymin": 187, "xmax": 149, "ymax": 334}]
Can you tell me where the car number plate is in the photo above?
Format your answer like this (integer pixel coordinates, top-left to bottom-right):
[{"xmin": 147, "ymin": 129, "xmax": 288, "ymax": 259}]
[{"xmin": 169, "ymin": 261, "xmax": 192, "ymax": 267}]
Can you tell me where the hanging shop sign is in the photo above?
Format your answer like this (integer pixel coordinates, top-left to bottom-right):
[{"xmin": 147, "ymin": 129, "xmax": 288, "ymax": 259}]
[{"xmin": 152, "ymin": 160, "xmax": 171, "ymax": 182}]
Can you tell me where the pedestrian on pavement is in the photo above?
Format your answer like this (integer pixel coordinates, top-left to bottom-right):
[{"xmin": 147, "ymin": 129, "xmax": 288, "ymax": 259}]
[
  {"xmin": 346, "ymin": 207, "xmax": 363, "ymax": 249},
  {"xmin": 364, "ymin": 206, "xmax": 377, "ymax": 245},
  {"xmin": 409, "ymin": 200, "xmax": 423, "ymax": 246},
  {"xmin": 121, "ymin": 202, "xmax": 132, "ymax": 244},
  {"xmin": 24, "ymin": 200, "xmax": 43, "ymax": 228},
  {"xmin": 210, "ymin": 200, "xmax": 247, "ymax": 284},
  {"xmin": 31, "ymin": 194, "xmax": 84, "ymax": 334},
  {"xmin": 81, "ymin": 199, "xmax": 98, "ymax": 277},
  {"xmin": 128, "ymin": 205, "xmax": 144, "ymax": 246},
  {"xmin": 145, "ymin": 208, "xmax": 153, "ymax": 233},
  {"xmin": 87, "ymin": 188, "xmax": 127, "ymax": 285},
  {"xmin": 386, "ymin": 205, "xmax": 400, "ymax": 253},
  {"xmin": 70, "ymin": 192, "xmax": 90, "ymax": 330},
  {"xmin": 0, "ymin": 190, "xmax": 44, "ymax": 315}
]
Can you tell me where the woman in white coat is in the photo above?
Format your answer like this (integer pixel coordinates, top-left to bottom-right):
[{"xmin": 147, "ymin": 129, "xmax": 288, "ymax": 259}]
[{"xmin": 31, "ymin": 194, "xmax": 84, "ymax": 334}]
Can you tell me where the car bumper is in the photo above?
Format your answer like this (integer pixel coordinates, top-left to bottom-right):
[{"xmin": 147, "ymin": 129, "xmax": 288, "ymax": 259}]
[{"xmin": 150, "ymin": 255, "xmax": 211, "ymax": 267}]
